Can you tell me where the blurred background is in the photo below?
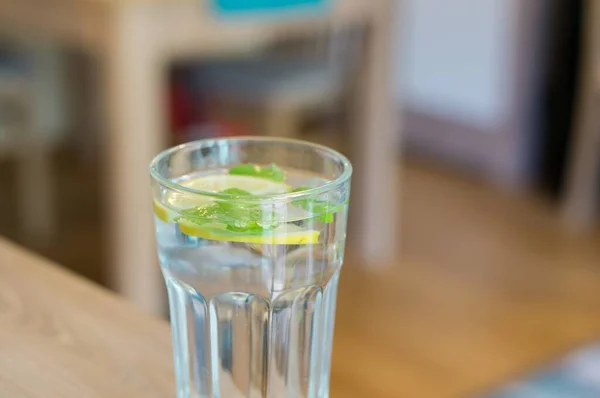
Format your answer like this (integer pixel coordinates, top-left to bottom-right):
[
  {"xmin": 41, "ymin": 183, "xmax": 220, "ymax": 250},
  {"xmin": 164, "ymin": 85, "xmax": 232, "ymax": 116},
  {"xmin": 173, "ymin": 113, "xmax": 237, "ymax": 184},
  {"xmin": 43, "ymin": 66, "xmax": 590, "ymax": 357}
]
[{"xmin": 1, "ymin": 0, "xmax": 600, "ymax": 396}]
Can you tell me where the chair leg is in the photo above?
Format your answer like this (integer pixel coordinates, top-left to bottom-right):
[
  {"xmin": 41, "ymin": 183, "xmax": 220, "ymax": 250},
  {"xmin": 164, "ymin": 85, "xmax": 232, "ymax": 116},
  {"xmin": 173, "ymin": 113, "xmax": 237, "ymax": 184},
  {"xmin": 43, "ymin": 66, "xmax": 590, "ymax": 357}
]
[
  {"xmin": 16, "ymin": 139, "xmax": 56, "ymax": 247},
  {"xmin": 12, "ymin": 42, "xmax": 65, "ymax": 246},
  {"xmin": 562, "ymin": 97, "xmax": 600, "ymax": 231},
  {"xmin": 562, "ymin": 0, "xmax": 600, "ymax": 231}
]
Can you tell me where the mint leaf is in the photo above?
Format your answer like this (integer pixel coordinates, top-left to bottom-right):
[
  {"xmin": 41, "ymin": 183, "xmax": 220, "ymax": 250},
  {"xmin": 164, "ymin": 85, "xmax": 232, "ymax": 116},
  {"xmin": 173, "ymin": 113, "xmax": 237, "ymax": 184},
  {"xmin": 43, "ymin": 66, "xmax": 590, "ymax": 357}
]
[
  {"xmin": 293, "ymin": 198, "xmax": 340, "ymax": 223},
  {"xmin": 217, "ymin": 188, "xmax": 253, "ymax": 211},
  {"xmin": 291, "ymin": 187, "xmax": 341, "ymax": 223},
  {"xmin": 219, "ymin": 188, "xmax": 253, "ymax": 196},
  {"xmin": 177, "ymin": 188, "xmax": 280, "ymax": 234},
  {"xmin": 178, "ymin": 203, "xmax": 220, "ymax": 225},
  {"xmin": 229, "ymin": 163, "xmax": 285, "ymax": 182}
]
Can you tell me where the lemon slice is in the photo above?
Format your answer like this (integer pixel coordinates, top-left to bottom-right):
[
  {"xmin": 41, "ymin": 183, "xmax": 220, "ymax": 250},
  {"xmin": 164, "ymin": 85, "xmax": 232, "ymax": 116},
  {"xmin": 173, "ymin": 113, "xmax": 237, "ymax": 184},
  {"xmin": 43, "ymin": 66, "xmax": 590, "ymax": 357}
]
[
  {"xmin": 154, "ymin": 174, "xmax": 291, "ymax": 222},
  {"xmin": 178, "ymin": 221, "xmax": 320, "ymax": 244},
  {"xmin": 153, "ymin": 200, "xmax": 175, "ymax": 223}
]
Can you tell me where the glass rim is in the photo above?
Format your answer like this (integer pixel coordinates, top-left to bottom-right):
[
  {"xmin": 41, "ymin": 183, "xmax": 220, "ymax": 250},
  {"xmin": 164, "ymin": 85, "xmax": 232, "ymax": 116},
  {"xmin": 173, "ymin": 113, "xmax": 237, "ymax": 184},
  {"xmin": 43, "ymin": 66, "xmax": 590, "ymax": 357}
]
[{"xmin": 149, "ymin": 136, "xmax": 352, "ymax": 201}]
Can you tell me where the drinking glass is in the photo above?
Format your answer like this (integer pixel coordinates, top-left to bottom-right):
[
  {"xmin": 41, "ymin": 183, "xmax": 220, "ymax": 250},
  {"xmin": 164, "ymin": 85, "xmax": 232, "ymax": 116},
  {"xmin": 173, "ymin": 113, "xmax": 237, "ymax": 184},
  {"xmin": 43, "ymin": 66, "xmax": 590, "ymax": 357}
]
[{"xmin": 150, "ymin": 137, "xmax": 351, "ymax": 398}]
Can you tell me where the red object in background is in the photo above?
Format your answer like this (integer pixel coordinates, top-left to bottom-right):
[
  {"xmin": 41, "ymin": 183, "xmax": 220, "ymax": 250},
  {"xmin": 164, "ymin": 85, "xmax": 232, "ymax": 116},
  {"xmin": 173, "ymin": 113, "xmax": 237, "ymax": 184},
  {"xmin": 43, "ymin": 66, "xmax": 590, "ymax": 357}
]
[
  {"xmin": 169, "ymin": 79, "xmax": 190, "ymax": 134},
  {"xmin": 169, "ymin": 74, "xmax": 207, "ymax": 140},
  {"xmin": 218, "ymin": 121, "xmax": 245, "ymax": 137},
  {"xmin": 169, "ymin": 69, "xmax": 248, "ymax": 142}
]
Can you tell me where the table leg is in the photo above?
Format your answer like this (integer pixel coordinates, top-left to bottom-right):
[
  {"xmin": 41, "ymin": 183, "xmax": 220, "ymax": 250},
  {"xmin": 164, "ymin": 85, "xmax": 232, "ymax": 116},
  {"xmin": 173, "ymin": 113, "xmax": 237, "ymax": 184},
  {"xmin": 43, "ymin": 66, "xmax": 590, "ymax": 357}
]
[
  {"xmin": 16, "ymin": 42, "xmax": 66, "ymax": 247},
  {"xmin": 350, "ymin": 0, "xmax": 400, "ymax": 263},
  {"xmin": 15, "ymin": 134, "xmax": 55, "ymax": 247},
  {"xmin": 103, "ymin": 4, "xmax": 168, "ymax": 314}
]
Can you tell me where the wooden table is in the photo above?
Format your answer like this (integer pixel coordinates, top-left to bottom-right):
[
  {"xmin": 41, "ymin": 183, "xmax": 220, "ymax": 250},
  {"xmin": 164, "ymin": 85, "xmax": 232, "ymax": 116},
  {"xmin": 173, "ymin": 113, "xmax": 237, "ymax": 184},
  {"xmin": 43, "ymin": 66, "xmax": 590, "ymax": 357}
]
[
  {"xmin": 0, "ymin": 237, "xmax": 174, "ymax": 397},
  {"xmin": 0, "ymin": 0, "xmax": 400, "ymax": 315}
]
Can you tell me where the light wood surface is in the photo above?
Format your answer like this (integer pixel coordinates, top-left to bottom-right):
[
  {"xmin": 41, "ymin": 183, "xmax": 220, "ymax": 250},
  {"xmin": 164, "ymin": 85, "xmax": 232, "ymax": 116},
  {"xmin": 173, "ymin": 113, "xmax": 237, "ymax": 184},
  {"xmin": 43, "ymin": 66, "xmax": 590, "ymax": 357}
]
[
  {"xmin": 0, "ymin": 0, "xmax": 399, "ymax": 314},
  {"xmin": 0, "ymin": 238, "xmax": 174, "ymax": 397},
  {"xmin": 333, "ymin": 163, "xmax": 600, "ymax": 397}
]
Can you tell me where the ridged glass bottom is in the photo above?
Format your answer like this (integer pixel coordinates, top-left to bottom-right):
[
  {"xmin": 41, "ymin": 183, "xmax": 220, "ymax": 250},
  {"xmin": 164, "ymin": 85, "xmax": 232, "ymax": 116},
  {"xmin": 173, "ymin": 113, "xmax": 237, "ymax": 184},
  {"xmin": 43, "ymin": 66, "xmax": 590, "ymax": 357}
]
[{"xmin": 164, "ymin": 271, "xmax": 340, "ymax": 398}]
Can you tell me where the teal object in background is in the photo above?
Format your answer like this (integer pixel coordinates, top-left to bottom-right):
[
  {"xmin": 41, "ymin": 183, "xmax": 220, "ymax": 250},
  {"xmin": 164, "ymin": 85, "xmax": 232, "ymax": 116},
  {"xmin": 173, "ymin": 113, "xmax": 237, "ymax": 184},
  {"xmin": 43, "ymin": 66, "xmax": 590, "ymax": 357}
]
[{"xmin": 212, "ymin": 0, "xmax": 328, "ymax": 17}]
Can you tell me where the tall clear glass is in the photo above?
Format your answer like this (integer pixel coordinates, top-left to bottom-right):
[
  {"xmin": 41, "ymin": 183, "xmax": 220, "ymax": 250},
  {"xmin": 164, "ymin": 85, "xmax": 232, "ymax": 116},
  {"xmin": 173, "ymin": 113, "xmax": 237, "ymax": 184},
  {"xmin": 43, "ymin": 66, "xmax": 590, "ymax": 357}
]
[{"xmin": 150, "ymin": 137, "xmax": 351, "ymax": 398}]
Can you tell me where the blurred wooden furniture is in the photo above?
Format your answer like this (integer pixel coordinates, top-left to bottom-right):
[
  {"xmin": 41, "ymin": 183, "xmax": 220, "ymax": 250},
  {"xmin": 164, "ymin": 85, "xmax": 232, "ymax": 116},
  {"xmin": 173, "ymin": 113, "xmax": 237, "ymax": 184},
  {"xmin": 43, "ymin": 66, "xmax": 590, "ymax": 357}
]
[
  {"xmin": 202, "ymin": 58, "xmax": 348, "ymax": 139},
  {"xmin": 563, "ymin": 0, "xmax": 600, "ymax": 230},
  {"xmin": 0, "ymin": 237, "xmax": 174, "ymax": 397},
  {"xmin": 0, "ymin": 0, "xmax": 399, "ymax": 314},
  {"xmin": 0, "ymin": 63, "xmax": 55, "ymax": 246},
  {"xmin": 197, "ymin": 29, "xmax": 360, "ymax": 139}
]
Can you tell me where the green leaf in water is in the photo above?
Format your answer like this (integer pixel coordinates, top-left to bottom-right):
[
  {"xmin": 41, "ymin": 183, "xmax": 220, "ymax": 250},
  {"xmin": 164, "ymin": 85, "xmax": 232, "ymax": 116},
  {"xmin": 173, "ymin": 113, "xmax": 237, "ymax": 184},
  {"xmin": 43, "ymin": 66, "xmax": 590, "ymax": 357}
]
[
  {"xmin": 219, "ymin": 188, "xmax": 253, "ymax": 196},
  {"xmin": 229, "ymin": 163, "xmax": 285, "ymax": 182},
  {"xmin": 291, "ymin": 186, "xmax": 342, "ymax": 223}
]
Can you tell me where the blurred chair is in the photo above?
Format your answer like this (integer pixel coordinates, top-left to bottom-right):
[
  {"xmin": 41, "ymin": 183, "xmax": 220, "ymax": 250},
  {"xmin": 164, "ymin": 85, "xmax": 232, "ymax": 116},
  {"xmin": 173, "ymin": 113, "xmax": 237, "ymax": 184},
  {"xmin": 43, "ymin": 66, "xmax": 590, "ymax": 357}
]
[
  {"xmin": 563, "ymin": 0, "xmax": 600, "ymax": 230},
  {"xmin": 195, "ymin": 29, "xmax": 361, "ymax": 138},
  {"xmin": 0, "ymin": 47, "xmax": 63, "ymax": 246}
]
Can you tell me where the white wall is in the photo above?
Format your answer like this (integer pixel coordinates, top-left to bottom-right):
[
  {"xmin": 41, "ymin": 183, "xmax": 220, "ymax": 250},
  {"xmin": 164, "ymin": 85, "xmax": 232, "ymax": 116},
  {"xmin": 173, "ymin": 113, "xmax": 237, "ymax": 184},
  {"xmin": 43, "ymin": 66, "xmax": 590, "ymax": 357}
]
[{"xmin": 395, "ymin": 0, "xmax": 516, "ymax": 130}]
